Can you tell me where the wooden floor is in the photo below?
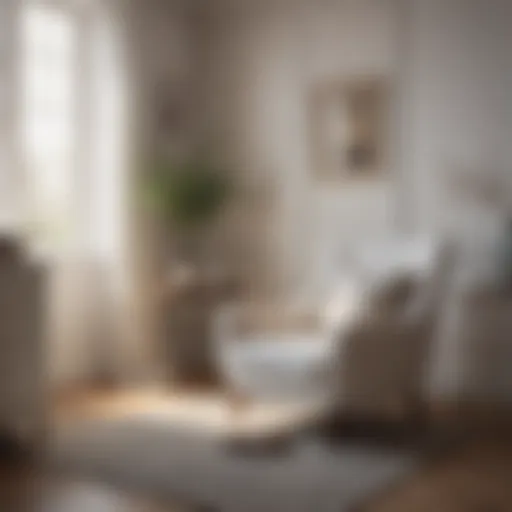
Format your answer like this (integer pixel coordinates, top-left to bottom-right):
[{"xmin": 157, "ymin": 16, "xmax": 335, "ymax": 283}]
[
  {"xmin": 53, "ymin": 387, "xmax": 328, "ymax": 440},
  {"xmin": 4, "ymin": 390, "xmax": 508, "ymax": 512},
  {"xmin": 365, "ymin": 438, "xmax": 512, "ymax": 512}
]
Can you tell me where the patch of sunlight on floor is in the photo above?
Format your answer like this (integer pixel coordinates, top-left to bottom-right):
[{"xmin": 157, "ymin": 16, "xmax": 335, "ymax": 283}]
[{"xmin": 54, "ymin": 388, "xmax": 328, "ymax": 437}]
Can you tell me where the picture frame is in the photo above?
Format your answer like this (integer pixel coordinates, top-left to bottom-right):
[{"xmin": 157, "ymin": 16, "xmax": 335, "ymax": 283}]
[{"xmin": 309, "ymin": 77, "xmax": 389, "ymax": 182}]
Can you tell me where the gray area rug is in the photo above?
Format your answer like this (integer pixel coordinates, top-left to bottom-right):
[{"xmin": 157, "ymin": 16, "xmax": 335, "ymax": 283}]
[{"xmin": 48, "ymin": 417, "xmax": 422, "ymax": 512}]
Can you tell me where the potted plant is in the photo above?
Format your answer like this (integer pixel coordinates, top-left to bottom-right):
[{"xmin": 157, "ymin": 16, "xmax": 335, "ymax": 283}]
[{"xmin": 143, "ymin": 155, "xmax": 232, "ymax": 271}]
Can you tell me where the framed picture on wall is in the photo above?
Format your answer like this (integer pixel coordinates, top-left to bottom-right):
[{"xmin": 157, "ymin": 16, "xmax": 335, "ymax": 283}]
[{"xmin": 309, "ymin": 77, "xmax": 389, "ymax": 182}]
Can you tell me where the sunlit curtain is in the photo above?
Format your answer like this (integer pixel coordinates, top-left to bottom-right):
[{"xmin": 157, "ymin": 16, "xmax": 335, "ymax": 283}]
[
  {"xmin": 20, "ymin": 1, "xmax": 128, "ymax": 389},
  {"xmin": 21, "ymin": 4, "xmax": 76, "ymax": 254}
]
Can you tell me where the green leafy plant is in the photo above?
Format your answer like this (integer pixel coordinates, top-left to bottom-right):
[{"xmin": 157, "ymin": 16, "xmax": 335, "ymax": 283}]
[{"xmin": 143, "ymin": 156, "xmax": 231, "ymax": 232}]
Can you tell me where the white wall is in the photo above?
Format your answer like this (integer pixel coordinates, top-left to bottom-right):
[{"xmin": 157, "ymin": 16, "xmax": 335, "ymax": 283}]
[
  {"xmin": 404, "ymin": 0, "xmax": 512, "ymax": 232},
  {"xmin": 295, "ymin": 0, "xmax": 402, "ymax": 299},
  {"xmin": 204, "ymin": 0, "xmax": 402, "ymax": 300},
  {"xmin": 404, "ymin": 0, "xmax": 512, "ymax": 401}
]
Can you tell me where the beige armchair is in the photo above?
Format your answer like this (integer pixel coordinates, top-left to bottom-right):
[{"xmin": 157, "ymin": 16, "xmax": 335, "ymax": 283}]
[
  {"xmin": 213, "ymin": 238, "xmax": 453, "ymax": 422},
  {"xmin": 330, "ymin": 239, "xmax": 454, "ymax": 422}
]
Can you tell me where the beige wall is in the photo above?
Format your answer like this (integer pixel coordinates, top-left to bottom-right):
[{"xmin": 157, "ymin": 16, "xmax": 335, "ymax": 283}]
[
  {"xmin": 201, "ymin": 0, "xmax": 512, "ymax": 403},
  {"xmin": 202, "ymin": 0, "xmax": 403, "ymax": 300},
  {"xmin": 119, "ymin": 0, "xmax": 203, "ymax": 382},
  {"xmin": 114, "ymin": 0, "xmax": 404, "ymax": 386}
]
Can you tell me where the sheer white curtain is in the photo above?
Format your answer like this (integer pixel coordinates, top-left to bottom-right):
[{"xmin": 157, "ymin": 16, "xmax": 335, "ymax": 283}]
[
  {"xmin": 21, "ymin": 4, "xmax": 75, "ymax": 254},
  {"xmin": 20, "ymin": 1, "xmax": 128, "ymax": 389}
]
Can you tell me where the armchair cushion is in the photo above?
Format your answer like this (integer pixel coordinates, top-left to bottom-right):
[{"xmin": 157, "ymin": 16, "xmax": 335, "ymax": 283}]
[
  {"xmin": 213, "ymin": 302, "xmax": 337, "ymax": 403},
  {"xmin": 234, "ymin": 305, "xmax": 321, "ymax": 337}
]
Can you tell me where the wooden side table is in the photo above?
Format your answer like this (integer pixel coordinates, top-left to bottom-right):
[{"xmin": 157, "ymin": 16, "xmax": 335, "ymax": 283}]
[{"xmin": 162, "ymin": 270, "xmax": 238, "ymax": 388}]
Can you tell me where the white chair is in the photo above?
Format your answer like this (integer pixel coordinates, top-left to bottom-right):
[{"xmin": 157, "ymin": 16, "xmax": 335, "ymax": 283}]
[{"xmin": 213, "ymin": 238, "xmax": 452, "ymax": 420}]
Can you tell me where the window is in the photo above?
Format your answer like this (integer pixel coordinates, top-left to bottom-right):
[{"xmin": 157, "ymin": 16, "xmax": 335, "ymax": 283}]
[
  {"xmin": 21, "ymin": 3, "xmax": 76, "ymax": 254},
  {"xmin": 21, "ymin": 1, "xmax": 126, "ymax": 262}
]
